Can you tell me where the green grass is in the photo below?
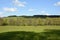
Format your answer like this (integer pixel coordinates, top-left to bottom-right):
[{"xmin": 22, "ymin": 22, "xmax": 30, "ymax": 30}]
[
  {"xmin": 0, "ymin": 26, "xmax": 60, "ymax": 33},
  {"xmin": 0, "ymin": 30, "xmax": 60, "ymax": 40},
  {"xmin": 0, "ymin": 26, "xmax": 60, "ymax": 40}
]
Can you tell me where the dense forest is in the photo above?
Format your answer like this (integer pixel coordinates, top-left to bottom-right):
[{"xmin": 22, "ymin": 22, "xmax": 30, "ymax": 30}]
[{"xmin": 0, "ymin": 15, "xmax": 60, "ymax": 26}]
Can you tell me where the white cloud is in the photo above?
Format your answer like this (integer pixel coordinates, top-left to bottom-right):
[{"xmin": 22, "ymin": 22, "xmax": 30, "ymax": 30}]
[
  {"xmin": 3, "ymin": 7, "xmax": 17, "ymax": 12},
  {"xmin": 13, "ymin": 0, "xmax": 26, "ymax": 7},
  {"xmin": 58, "ymin": 12, "xmax": 60, "ymax": 14},
  {"xmin": 41, "ymin": 11, "xmax": 45, "ymax": 13},
  {"xmin": 28, "ymin": 8, "xmax": 35, "ymax": 12},
  {"xmin": 40, "ymin": 11, "xmax": 50, "ymax": 15},
  {"xmin": 45, "ymin": 13, "xmax": 50, "ymax": 15},
  {"xmin": 0, "ymin": 12, "xmax": 3, "ymax": 15},
  {"xmin": 54, "ymin": 1, "xmax": 60, "ymax": 6},
  {"xmin": 41, "ymin": 13, "xmax": 50, "ymax": 15},
  {"xmin": 0, "ymin": 12, "xmax": 3, "ymax": 17}
]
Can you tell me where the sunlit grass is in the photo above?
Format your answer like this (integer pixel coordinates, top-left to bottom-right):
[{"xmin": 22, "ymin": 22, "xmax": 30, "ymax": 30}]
[{"xmin": 0, "ymin": 26, "xmax": 60, "ymax": 33}]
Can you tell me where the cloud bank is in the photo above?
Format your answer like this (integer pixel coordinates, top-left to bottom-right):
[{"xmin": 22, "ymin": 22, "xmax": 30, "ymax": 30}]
[
  {"xmin": 54, "ymin": 1, "xmax": 60, "ymax": 6},
  {"xmin": 13, "ymin": 0, "xmax": 26, "ymax": 7},
  {"xmin": 3, "ymin": 7, "xmax": 17, "ymax": 12}
]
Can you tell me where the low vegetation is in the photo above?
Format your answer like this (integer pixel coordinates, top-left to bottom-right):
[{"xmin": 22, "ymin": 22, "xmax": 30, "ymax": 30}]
[
  {"xmin": 0, "ymin": 26, "xmax": 60, "ymax": 33},
  {"xmin": 0, "ymin": 15, "xmax": 60, "ymax": 26},
  {"xmin": 0, "ymin": 30, "xmax": 60, "ymax": 40},
  {"xmin": 0, "ymin": 15, "xmax": 60, "ymax": 40}
]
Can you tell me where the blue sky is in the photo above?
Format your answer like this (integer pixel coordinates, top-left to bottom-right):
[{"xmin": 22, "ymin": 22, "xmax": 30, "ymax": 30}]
[{"xmin": 0, "ymin": 0, "xmax": 60, "ymax": 17}]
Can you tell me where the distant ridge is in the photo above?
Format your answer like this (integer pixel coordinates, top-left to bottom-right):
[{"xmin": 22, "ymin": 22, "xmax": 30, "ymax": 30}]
[
  {"xmin": 8, "ymin": 15, "xmax": 60, "ymax": 18},
  {"xmin": 33, "ymin": 15, "xmax": 60, "ymax": 18}
]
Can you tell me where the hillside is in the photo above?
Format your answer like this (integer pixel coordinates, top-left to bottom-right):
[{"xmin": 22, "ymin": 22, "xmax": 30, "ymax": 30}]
[{"xmin": 0, "ymin": 15, "xmax": 60, "ymax": 26}]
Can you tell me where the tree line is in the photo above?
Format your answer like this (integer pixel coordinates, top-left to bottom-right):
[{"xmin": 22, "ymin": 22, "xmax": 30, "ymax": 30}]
[
  {"xmin": 8, "ymin": 15, "xmax": 60, "ymax": 18},
  {"xmin": 0, "ymin": 15, "xmax": 60, "ymax": 26}
]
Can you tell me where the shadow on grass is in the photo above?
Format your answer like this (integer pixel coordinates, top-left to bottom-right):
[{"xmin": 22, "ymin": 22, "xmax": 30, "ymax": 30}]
[{"xmin": 0, "ymin": 29, "xmax": 60, "ymax": 40}]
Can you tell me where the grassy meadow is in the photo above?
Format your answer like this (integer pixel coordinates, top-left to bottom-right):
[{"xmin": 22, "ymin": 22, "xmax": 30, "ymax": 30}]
[
  {"xmin": 0, "ymin": 26, "xmax": 60, "ymax": 33},
  {"xmin": 0, "ymin": 26, "xmax": 60, "ymax": 40},
  {"xmin": 0, "ymin": 16, "xmax": 60, "ymax": 40}
]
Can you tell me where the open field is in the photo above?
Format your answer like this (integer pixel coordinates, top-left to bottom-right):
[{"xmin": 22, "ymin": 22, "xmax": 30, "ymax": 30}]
[{"xmin": 0, "ymin": 26, "xmax": 60, "ymax": 33}]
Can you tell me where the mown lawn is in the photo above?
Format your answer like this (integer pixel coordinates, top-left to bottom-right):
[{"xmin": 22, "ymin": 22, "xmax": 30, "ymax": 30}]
[{"xmin": 0, "ymin": 26, "xmax": 60, "ymax": 33}]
